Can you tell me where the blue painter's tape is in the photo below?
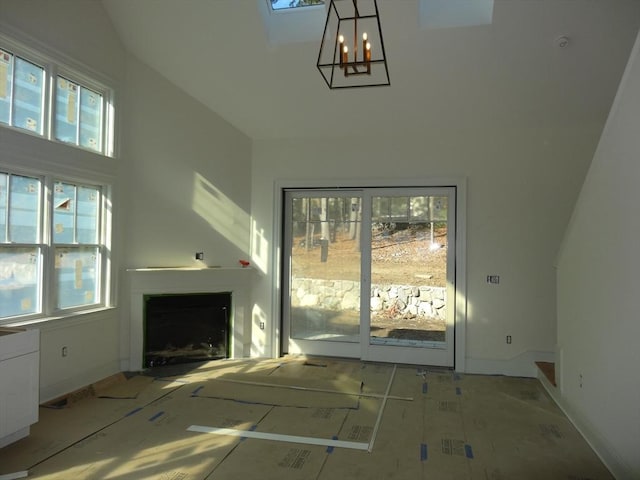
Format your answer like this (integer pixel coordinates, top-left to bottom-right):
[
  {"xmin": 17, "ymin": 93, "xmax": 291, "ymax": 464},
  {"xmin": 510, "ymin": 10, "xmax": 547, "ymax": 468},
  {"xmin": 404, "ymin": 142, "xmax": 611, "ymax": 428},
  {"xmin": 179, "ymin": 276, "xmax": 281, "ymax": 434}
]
[
  {"xmin": 465, "ymin": 444, "xmax": 474, "ymax": 459},
  {"xmin": 241, "ymin": 424, "xmax": 258, "ymax": 442},
  {"xmin": 454, "ymin": 373, "xmax": 462, "ymax": 381},
  {"xmin": 125, "ymin": 407, "xmax": 143, "ymax": 417},
  {"xmin": 148, "ymin": 411, "xmax": 165, "ymax": 422},
  {"xmin": 327, "ymin": 436, "xmax": 339, "ymax": 453},
  {"xmin": 191, "ymin": 386, "xmax": 204, "ymax": 396},
  {"xmin": 456, "ymin": 387, "xmax": 462, "ymax": 395},
  {"xmin": 422, "ymin": 382, "xmax": 428, "ymax": 394},
  {"xmin": 420, "ymin": 443, "xmax": 428, "ymax": 461}
]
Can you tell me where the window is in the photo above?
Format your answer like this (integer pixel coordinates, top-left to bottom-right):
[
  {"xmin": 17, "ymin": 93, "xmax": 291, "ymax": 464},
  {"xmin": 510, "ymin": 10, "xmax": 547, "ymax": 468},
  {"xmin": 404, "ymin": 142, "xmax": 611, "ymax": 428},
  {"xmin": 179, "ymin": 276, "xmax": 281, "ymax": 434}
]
[
  {"xmin": 0, "ymin": 171, "xmax": 109, "ymax": 322},
  {"xmin": 55, "ymin": 77, "xmax": 104, "ymax": 152},
  {"xmin": 0, "ymin": 49, "xmax": 45, "ymax": 135},
  {"xmin": 0, "ymin": 35, "xmax": 113, "ymax": 157},
  {"xmin": 0, "ymin": 173, "xmax": 42, "ymax": 318},
  {"xmin": 53, "ymin": 181, "xmax": 102, "ymax": 309}
]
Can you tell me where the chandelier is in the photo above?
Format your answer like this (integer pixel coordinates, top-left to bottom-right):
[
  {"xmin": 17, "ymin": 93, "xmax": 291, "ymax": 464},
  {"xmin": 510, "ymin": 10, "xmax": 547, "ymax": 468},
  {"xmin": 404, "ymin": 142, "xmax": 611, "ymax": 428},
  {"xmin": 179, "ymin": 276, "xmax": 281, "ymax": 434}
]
[{"xmin": 317, "ymin": 0, "xmax": 390, "ymax": 89}]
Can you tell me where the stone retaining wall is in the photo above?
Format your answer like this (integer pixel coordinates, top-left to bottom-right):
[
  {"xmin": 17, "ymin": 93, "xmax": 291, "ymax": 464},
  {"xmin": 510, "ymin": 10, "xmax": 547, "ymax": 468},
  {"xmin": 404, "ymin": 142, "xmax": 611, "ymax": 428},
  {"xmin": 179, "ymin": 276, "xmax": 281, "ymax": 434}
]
[{"xmin": 291, "ymin": 277, "xmax": 447, "ymax": 320}]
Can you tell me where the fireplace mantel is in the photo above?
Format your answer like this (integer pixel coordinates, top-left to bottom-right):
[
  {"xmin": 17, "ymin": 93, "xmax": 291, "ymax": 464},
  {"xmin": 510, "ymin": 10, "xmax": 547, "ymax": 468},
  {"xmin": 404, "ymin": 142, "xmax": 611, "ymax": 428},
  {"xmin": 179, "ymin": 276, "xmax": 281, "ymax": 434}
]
[{"xmin": 127, "ymin": 267, "xmax": 253, "ymax": 371}]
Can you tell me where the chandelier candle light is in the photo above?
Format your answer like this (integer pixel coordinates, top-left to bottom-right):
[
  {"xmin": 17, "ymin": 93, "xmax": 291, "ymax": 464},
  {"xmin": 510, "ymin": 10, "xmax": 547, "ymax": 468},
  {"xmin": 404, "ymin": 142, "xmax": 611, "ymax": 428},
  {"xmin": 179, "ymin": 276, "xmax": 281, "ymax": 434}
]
[{"xmin": 317, "ymin": 0, "xmax": 390, "ymax": 88}]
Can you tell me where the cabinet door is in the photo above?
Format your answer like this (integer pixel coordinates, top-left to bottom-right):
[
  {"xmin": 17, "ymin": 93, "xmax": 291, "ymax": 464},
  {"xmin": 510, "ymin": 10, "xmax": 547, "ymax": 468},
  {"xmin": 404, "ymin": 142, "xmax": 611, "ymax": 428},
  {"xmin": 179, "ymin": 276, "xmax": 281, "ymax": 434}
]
[{"xmin": 0, "ymin": 351, "xmax": 39, "ymax": 437}]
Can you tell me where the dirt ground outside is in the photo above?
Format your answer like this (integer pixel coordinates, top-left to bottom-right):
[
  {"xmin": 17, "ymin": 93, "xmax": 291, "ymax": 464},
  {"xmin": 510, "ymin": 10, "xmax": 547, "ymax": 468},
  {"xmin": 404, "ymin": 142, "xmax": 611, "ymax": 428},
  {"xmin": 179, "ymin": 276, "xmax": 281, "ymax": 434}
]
[{"xmin": 290, "ymin": 225, "xmax": 448, "ymax": 341}]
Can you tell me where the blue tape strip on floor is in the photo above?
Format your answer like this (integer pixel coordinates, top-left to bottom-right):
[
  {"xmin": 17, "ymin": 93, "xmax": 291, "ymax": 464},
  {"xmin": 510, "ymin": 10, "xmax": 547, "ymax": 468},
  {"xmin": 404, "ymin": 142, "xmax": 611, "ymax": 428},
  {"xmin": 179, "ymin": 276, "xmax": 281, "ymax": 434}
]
[
  {"xmin": 420, "ymin": 443, "xmax": 428, "ymax": 461},
  {"xmin": 454, "ymin": 373, "xmax": 462, "ymax": 381},
  {"xmin": 148, "ymin": 411, "xmax": 164, "ymax": 422},
  {"xmin": 422, "ymin": 382, "xmax": 428, "ymax": 394},
  {"xmin": 191, "ymin": 386, "xmax": 204, "ymax": 396},
  {"xmin": 125, "ymin": 407, "xmax": 143, "ymax": 417},
  {"xmin": 240, "ymin": 424, "xmax": 258, "ymax": 442},
  {"xmin": 326, "ymin": 436, "xmax": 339, "ymax": 453},
  {"xmin": 456, "ymin": 387, "xmax": 462, "ymax": 395},
  {"xmin": 465, "ymin": 444, "xmax": 474, "ymax": 459}
]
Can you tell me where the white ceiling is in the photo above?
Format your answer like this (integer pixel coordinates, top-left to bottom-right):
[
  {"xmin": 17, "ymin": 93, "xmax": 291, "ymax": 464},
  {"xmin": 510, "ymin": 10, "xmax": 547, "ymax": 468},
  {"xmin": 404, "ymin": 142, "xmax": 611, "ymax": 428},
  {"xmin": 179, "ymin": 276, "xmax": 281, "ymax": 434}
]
[{"xmin": 102, "ymin": 0, "xmax": 640, "ymax": 141}]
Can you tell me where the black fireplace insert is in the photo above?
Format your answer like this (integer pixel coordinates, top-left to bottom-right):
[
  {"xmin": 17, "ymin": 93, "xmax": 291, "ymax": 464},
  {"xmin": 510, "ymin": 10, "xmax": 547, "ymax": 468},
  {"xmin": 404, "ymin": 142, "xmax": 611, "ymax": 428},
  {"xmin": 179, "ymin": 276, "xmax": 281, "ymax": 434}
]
[{"xmin": 143, "ymin": 292, "xmax": 231, "ymax": 368}]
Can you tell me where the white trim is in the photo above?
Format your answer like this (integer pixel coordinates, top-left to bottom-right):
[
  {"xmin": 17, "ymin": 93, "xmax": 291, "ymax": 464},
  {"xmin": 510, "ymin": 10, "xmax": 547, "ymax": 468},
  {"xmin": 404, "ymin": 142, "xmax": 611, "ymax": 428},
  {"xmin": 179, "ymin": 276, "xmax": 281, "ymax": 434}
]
[
  {"xmin": 465, "ymin": 349, "xmax": 555, "ymax": 378},
  {"xmin": 538, "ymin": 370, "xmax": 633, "ymax": 480},
  {"xmin": 187, "ymin": 425, "xmax": 370, "ymax": 451},
  {"xmin": 0, "ymin": 471, "xmax": 29, "ymax": 480}
]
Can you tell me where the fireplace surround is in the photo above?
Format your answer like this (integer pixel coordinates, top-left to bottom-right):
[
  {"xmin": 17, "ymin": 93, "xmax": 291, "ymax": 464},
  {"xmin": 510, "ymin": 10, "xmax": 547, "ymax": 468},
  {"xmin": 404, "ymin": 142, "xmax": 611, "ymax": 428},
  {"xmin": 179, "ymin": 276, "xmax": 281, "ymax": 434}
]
[{"xmin": 127, "ymin": 267, "xmax": 252, "ymax": 371}]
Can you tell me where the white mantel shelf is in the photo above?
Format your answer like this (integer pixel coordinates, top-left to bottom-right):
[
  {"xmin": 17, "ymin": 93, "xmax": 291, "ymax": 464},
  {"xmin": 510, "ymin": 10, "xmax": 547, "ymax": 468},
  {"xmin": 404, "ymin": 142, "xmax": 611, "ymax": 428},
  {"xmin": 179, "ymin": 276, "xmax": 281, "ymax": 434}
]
[{"xmin": 126, "ymin": 266, "xmax": 254, "ymax": 371}]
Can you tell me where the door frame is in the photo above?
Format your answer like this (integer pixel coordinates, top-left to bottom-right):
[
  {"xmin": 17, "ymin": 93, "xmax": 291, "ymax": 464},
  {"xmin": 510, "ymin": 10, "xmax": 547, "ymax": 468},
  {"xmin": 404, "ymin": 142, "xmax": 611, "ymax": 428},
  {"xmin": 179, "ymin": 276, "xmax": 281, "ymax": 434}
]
[{"xmin": 273, "ymin": 177, "xmax": 467, "ymax": 371}]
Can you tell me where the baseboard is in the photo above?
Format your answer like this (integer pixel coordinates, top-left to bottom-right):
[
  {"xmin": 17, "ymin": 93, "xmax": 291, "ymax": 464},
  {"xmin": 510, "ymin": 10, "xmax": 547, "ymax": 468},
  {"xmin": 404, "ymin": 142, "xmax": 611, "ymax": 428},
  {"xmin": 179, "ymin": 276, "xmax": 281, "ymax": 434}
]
[
  {"xmin": 464, "ymin": 350, "xmax": 555, "ymax": 377},
  {"xmin": 39, "ymin": 360, "xmax": 121, "ymax": 404},
  {"xmin": 0, "ymin": 426, "xmax": 29, "ymax": 449},
  {"xmin": 537, "ymin": 370, "xmax": 634, "ymax": 479}
]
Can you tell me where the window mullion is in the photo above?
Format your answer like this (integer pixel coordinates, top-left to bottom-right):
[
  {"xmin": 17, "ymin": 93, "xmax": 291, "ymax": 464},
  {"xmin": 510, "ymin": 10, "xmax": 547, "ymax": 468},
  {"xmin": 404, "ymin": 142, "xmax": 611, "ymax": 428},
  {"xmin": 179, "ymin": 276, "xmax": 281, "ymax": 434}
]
[
  {"xmin": 73, "ymin": 184, "xmax": 78, "ymax": 244},
  {"xmin": 5, "ymin": 174, "xmax": 12, "ymax": 242},
  {"xmin": 8, "ymin": 54, "xmax": 15, "ymax": 126},
  {"xmin": 42, "ymin": 177, "xmax": 53, "ymax": 316},
  {"xmin": 75, "ymin": 85, "xmax": 81, "ymax": 145}
]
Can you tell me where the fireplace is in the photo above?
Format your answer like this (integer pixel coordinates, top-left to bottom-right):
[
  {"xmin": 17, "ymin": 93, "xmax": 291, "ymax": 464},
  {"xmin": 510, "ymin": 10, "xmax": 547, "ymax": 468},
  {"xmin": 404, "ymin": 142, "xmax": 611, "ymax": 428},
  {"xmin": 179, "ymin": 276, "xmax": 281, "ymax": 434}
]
[
  {"xmin": 127, "ymin": 267, "xmax": 253, "ymax": 371},
  {"xmin": 143, "ymin": 292, "xmax": 231, "ymax": 368}
]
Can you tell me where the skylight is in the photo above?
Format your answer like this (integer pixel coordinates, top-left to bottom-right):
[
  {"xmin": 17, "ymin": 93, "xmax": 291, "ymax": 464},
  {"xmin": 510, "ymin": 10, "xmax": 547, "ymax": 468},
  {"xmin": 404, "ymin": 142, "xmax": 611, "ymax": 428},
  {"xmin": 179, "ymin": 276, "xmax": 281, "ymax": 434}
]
[
  {"xmin": 260, "ymin": 0, "xmax": 325, "ymax": 44},
  {"xmin": 270, "ymin": 0, "xmax": 324, "ymax": 11}
]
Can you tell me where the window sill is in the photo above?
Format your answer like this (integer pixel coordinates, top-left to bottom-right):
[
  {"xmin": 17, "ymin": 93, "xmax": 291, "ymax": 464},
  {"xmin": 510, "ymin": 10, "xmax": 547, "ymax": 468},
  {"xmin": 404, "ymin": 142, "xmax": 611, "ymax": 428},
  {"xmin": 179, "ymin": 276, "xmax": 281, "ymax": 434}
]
[{"xmin": 3, "ymin": 305, "xmax": 117, "ymax": 329}]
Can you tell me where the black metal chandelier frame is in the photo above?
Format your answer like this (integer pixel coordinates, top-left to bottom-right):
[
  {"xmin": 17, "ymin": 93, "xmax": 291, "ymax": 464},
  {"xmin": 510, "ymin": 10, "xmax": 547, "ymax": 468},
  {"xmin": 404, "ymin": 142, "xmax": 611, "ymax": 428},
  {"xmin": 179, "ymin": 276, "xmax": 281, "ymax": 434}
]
[{"xmin": 317, "ymin": 0, "xmax": 390, "ymax": 89}]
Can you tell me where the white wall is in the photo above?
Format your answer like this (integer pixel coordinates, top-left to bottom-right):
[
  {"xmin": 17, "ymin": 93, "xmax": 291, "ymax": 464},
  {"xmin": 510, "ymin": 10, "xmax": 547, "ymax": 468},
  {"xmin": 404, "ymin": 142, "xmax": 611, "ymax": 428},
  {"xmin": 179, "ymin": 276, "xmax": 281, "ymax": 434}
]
[
  {"xmin": 556, "ymin": 32, "xmax": 640, "ymax": 479},
  {"xmin": 0, "ymin": 0, "xmax": 253, "ymax": 397},
  {"xmin": 117, "ymin": 54, "xmax": 253, "ymax": 368},
  {"xmin": 251, "ymin": 124, "xmax": 602, "ymax": 375},
  {"xmin": 118, "ymin": 57, "xmax": 252, "ymax": 270}
]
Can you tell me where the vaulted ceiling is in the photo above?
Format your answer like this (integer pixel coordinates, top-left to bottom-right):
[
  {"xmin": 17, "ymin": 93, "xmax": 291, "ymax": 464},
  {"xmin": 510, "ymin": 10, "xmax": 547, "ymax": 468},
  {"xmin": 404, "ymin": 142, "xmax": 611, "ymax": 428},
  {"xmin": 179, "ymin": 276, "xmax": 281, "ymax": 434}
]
[{"xmin": 102, "ymin": 0, "xmax": 640, "ymax": 140}]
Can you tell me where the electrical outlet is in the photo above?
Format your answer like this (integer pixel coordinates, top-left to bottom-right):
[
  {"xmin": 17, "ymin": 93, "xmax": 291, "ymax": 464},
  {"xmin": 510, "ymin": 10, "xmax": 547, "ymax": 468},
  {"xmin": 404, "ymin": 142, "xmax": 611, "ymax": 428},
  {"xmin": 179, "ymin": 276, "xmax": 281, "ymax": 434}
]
[
  {"xmin": 487, "ymin": 275, "xmax": 500, "ymax": 284},
  {"xmin": 579, "ymin": 374, "xmax": 583, "ymax": 388},
  {"xmin": 62, "ymin": 346, "xmax": 68, "ymax": 357},
  {"xmin": 259, "ymin": 321, "xmax": 265, "ymax": 330},
  {"xmin": 195, "ymin": 252, "xmax": 204, "ymax": 260},
  {"xmin": 506, "ymin": 335, "xmax": 512, "ymax": 344}
]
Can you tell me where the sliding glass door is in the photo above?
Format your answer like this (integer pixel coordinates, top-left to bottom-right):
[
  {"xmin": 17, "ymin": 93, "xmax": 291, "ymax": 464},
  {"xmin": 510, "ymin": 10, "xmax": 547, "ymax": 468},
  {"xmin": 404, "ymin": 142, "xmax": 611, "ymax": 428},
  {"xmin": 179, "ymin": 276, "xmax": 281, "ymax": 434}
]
[
  {"xmin": 283, "ymin": 187, "xmax": 456, "ymax": 366},
  {"xmin": 284, "ymin": 193, "xmax": 362, "ymax": 358}
]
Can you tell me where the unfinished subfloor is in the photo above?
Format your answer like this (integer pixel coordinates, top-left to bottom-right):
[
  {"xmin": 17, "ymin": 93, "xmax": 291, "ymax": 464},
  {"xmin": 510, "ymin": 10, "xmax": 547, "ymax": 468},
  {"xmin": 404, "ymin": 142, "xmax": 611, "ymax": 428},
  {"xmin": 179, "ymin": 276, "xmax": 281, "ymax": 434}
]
[{"xmin": 0, "ymin": 356, "xmax": 612, "ymax": 479}]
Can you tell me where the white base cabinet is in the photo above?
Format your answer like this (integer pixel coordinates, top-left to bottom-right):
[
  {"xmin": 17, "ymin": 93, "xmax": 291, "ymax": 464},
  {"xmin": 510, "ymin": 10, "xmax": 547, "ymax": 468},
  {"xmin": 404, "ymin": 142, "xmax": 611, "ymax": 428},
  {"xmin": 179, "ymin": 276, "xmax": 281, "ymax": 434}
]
[{"xmin": 0, "ymin": 327, "xmax": 40, "ymax": 448}]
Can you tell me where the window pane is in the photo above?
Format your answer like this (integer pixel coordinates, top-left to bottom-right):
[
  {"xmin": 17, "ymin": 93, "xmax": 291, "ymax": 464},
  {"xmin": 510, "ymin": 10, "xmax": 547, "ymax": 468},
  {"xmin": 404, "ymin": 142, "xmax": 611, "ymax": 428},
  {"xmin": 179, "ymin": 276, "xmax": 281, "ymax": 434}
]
[
  {"xmin": 79, "ymin": 87, "xmax": 102, "ymax": 151},
  {"xmin": 0, "ymin": 246, "xmax": 40, "ymax": 318},
  {"xmin": 77, "ymin": 186, "xmax": 99, "ymax": 243},
  {"xmin": 389, "ymin": 196, "xmax": 409, "ymax": 219},
  {"xmin": 0, "ymin": 49, "xmax": 13, "ymax": 126},
  {"xmin": 409, "ymin": 196, "xmax": 429, "ymax": 222},
  {"xmin": 55, "ymin": 76, "xmax": 78, "ymax": 145},
  {"xmin": 9, "ymin": 175, "xmax": 40, "ymax": 243},
  {"xmin": 55, "ymin": 246, "xmax": 99, "ymax": 309},
  {"xmin": 431, "ymin": 196, "xmax": 448, "ymax": 222},
  {"xmin": 13, "ymin": 56, "xmax": 44, "ymax": 134},
  {"xmin": 53, "ymin": 182, "xmax": 76, "ymax": 243}
]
